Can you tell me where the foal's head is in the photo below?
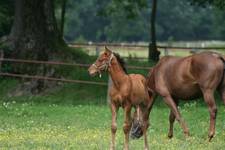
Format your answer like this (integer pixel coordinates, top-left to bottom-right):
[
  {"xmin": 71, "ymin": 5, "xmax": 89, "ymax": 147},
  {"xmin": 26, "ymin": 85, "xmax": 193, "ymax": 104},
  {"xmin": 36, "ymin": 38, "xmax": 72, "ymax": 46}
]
[{"xmin": 88, "ymin": 46, "xmax": 114, "ymax": 77}]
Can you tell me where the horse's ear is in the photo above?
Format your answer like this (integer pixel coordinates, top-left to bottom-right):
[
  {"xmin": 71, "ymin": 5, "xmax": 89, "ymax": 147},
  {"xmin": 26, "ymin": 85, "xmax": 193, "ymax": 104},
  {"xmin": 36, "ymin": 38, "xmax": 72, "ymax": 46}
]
[{"xmin": 105, "ymin": 46, "xmax": 112, "ymax": 53}]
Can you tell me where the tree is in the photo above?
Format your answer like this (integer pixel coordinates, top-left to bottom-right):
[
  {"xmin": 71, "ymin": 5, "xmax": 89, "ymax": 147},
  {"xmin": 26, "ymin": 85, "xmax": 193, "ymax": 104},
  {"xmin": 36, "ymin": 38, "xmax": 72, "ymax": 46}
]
[
  {"xmin": 190, "ymin": 0, "xmax": 225, "ymax": 9},
  {"xmin": 8, "ymin": 0, "xmax": 65, "ymax": 60},
  {"xmin": 4, "ymin": 0, "xmax": 66, "ymax": 92},
  {"xmin": 60, "ymin": 0, "xmax": 67, "ymax": 37},
  {"xmin": 0, "ymin": 0, "xmax": 14, "ymax": 37},
  {"xmin": 148, "ymin": 0, "xmax": 160, "ymax": 61},
  {"xmin": 62, "ymin": 0, "xmax": 225, "ymax": 42}
]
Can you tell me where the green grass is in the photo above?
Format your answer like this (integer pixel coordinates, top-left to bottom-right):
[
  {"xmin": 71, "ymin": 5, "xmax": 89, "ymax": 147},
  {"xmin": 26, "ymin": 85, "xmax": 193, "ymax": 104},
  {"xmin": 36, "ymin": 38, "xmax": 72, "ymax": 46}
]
[
  {"xmin": 0, "ymin": 79, "xmax": 224, "ymax": 149},
  {"xmin": 0, "ymin": 47, "xmax": 224, "ymax": 149},
  {"xmin": 0, "ymin": 100, "xmax": 224, "ymax": 149}
]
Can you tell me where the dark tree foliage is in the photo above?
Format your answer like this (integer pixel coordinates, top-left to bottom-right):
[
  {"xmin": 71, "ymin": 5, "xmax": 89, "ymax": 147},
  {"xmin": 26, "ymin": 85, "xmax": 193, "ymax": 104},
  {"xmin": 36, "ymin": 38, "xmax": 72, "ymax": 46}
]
[
  {"xmin": 0, "ymin": 0, "xmax": 14, "ymax": 37},
  {"xmin": 190, "ymin": 0, "xmax": 225, "ymax": 9},
  {"xmin": 63, "ymin": 0, "xmax": 225, "ymax": 43}
]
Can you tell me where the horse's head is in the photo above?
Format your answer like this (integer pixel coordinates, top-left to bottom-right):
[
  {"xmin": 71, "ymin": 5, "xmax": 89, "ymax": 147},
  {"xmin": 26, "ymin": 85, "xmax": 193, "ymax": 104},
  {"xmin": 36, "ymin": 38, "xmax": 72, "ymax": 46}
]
[{"xmin": 88, "ymin": 46, "xmax": 113, "ymax": 77}]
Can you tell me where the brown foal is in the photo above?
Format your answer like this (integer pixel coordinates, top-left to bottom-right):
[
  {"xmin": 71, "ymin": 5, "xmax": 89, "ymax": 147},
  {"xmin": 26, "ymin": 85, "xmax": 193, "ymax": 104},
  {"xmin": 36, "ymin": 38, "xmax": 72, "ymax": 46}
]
[
  {"xmin": 88, "ymin": 47, "xmax": 152, "ymax": 150},
  {"xmin": 131, "ymin": 51, "xmax": 225, "ymax": 141}
]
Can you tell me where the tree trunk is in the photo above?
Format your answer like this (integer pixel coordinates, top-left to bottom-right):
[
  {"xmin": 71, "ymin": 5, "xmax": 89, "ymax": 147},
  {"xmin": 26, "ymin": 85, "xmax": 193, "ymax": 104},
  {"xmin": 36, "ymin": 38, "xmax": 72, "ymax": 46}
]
[
  {"xmin": 9, "ymin": 0, "xmax": 64, "ymax": 60},
  {"xmin": 60, "ymin": 0, "xmax": 67, "ymax": 37},
  {"xmin": 148, "ymin": 0, "xmax": 160, "ymax": 62},
  {"xmin": 7, "ymin": 0, "xmax": 66, "ymax": 93}
]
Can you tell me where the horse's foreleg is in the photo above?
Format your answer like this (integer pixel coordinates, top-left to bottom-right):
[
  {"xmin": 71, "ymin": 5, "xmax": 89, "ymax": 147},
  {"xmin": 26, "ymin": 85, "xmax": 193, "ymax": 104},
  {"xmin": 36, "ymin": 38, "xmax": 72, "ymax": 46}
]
[
  {"xmin": 202, "ymin": 89, "xmax": 217, "ymax": 141},
  {"xmin": 163, "ymin": 95, "xmax": 190, "ymax": 137},
  {"xmin": 110, "ymin": 103, "xmax": 118, "ymax": 150},
  {"xmin": 123, "ymin": 104, "xmax": 132, "ymax": 150}
]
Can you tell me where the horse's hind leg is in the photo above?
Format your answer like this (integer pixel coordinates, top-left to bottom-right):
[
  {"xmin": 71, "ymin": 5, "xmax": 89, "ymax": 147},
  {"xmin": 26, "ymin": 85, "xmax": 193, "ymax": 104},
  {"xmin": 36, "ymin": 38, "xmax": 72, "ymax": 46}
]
[
  {"xmin": 219, "ymin": 87, "xmax": 225, "ymax": 105},
  {"xmin": 110, "ymin": 102, "xmax": 118, "ymax": 150},
  {"xmin": 202, "ymin": 89, "xmax": 217, "ymax": 141},
  {"xmin": 168, "ymin": 100, "xmax": 179, "ymax": 138},
  {"xmin": 163, "ymin": 95, "xmax": 190, "ymax": 137},
  {"xmin": 168, "ymin": 110, "xmax": 175, "ymax": 138},
  {"xmin": 222, "ymin": 90, "xmax": 225, "ymax": 105}
]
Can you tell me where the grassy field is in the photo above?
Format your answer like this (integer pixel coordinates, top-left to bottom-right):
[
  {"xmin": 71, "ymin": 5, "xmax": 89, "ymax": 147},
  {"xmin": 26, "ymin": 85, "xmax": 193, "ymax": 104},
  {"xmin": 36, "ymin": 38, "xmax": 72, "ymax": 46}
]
[
  {"xmin": 0, "ymin": 47, "xmax": 224, "ymax": 149},
  {"xmin": 0, "ymin": 79, "xmax": 224, "ymax": 149},
  {"xmin": 0, "ymin": 97, "xmax": 224, "ymax": 149}
]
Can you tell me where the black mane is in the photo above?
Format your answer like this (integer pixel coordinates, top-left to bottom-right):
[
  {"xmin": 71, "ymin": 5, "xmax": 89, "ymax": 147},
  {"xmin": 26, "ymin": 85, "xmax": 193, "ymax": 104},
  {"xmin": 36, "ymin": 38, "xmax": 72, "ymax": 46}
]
[{"xmin": 113, "ymin": 52, "xmax": 127, "ymax": 74}]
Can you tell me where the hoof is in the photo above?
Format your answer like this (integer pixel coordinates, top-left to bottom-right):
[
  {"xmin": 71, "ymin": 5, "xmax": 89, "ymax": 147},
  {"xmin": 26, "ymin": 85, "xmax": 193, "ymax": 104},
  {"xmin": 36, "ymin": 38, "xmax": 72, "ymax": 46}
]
[
  {"xmin": 184, "ymin": 132, "xmax": 190, "ymax": 138},
  {"xmin": 208, "ymin": 134, "xmax": 214, "ymax": 142},
  {"xmin": 168, "ymin": 133, "xmax": 173, "ymax": 139}
]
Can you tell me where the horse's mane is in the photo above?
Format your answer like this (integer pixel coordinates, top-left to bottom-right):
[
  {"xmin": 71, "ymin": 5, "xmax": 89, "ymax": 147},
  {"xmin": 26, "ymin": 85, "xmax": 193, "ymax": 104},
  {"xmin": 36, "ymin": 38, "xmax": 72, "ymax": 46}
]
[{"xmin": 113, "ymin": 52, "xmax": 127, "ymax": 74}]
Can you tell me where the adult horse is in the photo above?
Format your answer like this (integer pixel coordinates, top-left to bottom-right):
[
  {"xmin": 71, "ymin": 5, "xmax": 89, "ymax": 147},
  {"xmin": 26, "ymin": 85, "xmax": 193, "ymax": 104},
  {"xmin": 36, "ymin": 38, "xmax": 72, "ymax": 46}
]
[
  {"xmin": 131, "ymin": 52, "xmax": 225, "ymax": 141},
  {"xmin": 88, "ymin": 47, "xmax": 152, "ymax": 150}
]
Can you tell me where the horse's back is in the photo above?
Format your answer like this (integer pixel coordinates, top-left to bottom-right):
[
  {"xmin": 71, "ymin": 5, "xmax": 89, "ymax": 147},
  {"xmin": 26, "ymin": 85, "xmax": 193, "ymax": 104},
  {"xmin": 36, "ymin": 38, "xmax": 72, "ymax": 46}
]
[{"xmin": 151, "ymin": 52, "xmax": 224, "ymax": 100}]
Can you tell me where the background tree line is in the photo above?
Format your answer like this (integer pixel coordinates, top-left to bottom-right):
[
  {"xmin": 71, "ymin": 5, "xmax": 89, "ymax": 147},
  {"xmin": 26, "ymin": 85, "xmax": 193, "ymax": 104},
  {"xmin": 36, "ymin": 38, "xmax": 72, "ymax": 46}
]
[
  {"xmin": 0, "ymin": 0, "xmax": 224, "ymax": 63},
  {"xmin": 1, "ymin": 0, "xmax": 225, "ymax": 43},
  {"xmin": 63, "ymin": 0, "xmax": 225, "ymax": 42}
]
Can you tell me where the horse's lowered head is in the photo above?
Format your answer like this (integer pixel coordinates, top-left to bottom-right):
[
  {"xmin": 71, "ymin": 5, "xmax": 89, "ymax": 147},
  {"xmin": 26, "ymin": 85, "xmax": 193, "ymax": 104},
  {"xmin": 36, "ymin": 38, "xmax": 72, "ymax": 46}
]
[{"xmin": 88, "ymin": 46, "xmax": 113, "ymax": 78}]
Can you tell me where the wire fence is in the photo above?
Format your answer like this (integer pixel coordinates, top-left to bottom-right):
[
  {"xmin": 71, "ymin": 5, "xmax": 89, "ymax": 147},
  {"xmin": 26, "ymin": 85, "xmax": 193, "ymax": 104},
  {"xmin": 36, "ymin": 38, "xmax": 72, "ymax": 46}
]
[
  {"xmin": 0, "ymin": 43, "xmax": 224, "ymax": 86},
  {"xmin": 0, "ymin": 53, "xmax": 151, "ymax": 86}
]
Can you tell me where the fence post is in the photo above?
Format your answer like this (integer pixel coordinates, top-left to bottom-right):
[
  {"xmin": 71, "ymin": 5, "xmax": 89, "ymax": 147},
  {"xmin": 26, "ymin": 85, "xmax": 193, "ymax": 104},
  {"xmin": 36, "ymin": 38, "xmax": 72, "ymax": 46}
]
[
  {"xmin": 107, "ymin": 76, "xmax": 112, "ymax": 105},
  {"xmin": 95, "ymin": 46, "xmax": 100, "ymax": 56},
  {"xmin": 164, "ymin": 47, "xmax": 169, "ymax": 56}
]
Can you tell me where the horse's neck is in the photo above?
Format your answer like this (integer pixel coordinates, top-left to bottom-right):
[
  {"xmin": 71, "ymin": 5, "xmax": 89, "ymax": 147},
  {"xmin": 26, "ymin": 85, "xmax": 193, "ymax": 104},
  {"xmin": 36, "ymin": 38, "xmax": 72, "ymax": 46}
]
[{"xmin": 108, "ymin": 59, "xmax": 127, "ymax": 89}]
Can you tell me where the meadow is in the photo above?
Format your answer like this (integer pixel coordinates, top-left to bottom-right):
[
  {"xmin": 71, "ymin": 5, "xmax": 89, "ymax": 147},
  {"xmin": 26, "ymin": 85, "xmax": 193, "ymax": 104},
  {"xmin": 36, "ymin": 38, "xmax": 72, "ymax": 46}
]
[
  {"xmin": 0, "ymin": 48, "xmax": 224, "ymax": 150},
  {"xmin": 0, "ymin": 80, "xmax": 224, "ymax": 150}
]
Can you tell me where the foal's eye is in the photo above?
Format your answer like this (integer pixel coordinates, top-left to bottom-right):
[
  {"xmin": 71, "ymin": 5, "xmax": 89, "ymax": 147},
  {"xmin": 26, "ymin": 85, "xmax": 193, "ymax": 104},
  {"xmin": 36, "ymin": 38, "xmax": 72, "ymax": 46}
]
[{"xmin": 99, "ymin": 58, "xmax": 104, "ymax": 62}]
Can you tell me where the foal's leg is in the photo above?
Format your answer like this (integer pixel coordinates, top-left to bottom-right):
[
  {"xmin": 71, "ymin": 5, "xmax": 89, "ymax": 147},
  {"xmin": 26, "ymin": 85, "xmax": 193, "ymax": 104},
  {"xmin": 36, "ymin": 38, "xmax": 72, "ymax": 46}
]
[
  {"xmin": 163, "ymin": 95, "xmax": 190, "ymax": 137},
  {"xmin": 123, "ymin": 104, "xmax": 132, "ymax": 150},
  {"xmin": 110, "ymin": 103, "xmax": 118, "ymax": 150},
  {"xmin": 202, "ymin": 89, "xmax": 217, "ymax": 141},
  {"xmin": 140, "ymin": 105, "xmax": 150, "ymax": 150},
  {"xmin": 168, "ymin": 100, "xmax": 179, "ymax": 138}
]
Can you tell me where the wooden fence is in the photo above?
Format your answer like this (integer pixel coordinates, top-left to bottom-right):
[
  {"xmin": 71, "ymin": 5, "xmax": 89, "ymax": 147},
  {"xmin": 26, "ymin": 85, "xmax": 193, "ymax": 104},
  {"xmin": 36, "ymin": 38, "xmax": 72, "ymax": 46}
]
[
  {"xmin": 69, "ymin": 42, "xmax": 225, "ymax": 59},
  {"xmin": 0, "ymin": 52, "xmax": 151, "ymax": 87}
]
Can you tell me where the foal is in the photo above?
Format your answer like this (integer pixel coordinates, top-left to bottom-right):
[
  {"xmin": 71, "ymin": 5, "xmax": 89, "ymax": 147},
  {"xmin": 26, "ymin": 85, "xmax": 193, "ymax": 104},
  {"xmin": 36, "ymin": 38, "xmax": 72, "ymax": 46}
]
[{"xmin": 88, "ymin": 47, "xmax": 152, "ymax": 150}]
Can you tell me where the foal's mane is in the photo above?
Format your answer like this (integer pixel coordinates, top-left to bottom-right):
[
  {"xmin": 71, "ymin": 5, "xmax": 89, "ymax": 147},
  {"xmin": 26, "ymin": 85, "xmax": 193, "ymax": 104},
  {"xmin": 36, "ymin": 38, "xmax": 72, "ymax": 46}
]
[{"xmin": 113, "ymin": 52, "xmax": 127, "ymax": 74}]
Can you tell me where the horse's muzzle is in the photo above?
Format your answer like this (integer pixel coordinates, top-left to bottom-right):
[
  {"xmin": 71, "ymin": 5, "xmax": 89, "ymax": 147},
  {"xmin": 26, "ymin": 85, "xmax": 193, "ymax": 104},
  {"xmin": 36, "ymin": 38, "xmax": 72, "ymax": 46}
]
[{"xmin": 130, "ymin": 121, "xmax": 143, "ymax": 139}]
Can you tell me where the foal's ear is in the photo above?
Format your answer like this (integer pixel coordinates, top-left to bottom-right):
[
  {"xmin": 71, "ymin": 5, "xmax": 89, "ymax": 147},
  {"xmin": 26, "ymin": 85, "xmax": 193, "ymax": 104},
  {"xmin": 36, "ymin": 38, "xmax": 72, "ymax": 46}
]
[{"xmin": 105, "ymin": 46, "xmax": 112, "ymax": 53}]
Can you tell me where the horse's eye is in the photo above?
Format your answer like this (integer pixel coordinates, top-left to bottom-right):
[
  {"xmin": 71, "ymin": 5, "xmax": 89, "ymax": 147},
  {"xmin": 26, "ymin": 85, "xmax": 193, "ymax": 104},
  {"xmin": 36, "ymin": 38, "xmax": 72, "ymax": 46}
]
[{"xmin": 99, "ymin": 58, "xmax": 104, "ymax": 62}]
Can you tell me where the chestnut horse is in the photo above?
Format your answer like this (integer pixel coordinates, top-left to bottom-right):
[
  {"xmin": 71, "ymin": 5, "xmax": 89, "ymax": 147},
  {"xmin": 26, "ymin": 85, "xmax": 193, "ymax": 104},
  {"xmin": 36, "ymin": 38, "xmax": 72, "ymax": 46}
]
[
  {"xmin": 131, "ymin": 52, "xmax": 225, "ymax": 141},
  {"xmin": 88, "ymin": 47, "xmax": 152, "ymax": 150}
]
